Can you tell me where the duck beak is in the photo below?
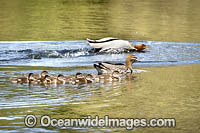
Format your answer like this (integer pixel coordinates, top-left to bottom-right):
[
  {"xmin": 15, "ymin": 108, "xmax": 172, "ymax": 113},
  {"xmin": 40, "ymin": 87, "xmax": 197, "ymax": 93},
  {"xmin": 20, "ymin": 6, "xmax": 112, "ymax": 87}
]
[
  {"xmin": 144, "ymin": 45, "xmax": 148, "ymax": 49},
  {"xmin": 131, "ymin": 57, "xmax": 138, "ymax": 62}
]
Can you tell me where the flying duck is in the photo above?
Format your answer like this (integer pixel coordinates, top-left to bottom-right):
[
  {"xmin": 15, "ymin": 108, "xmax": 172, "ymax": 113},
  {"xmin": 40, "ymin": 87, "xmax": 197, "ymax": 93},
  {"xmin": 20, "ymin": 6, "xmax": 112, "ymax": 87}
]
[{"xmin": 93, "ymin": 55, "xmax": 138, "ymax": 75}]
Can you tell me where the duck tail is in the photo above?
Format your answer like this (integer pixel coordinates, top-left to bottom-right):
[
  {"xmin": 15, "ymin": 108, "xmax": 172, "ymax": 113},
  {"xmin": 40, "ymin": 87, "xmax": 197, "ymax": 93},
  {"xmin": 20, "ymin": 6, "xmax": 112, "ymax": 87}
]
[
  {"xmin": 93, "ymin": 64, "xmax": 104, "ymax": 75},
  {"xmin": 86, "ymin": 38, "xmax": 95, "ymax": 43}
]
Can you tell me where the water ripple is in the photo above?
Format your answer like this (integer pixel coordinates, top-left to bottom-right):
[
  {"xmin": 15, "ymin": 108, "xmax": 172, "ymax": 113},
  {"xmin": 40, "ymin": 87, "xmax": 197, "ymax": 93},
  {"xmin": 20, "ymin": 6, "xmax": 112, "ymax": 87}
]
[{"xmin": 0, "ymin": 40, "xmax": 199, "ymax": 67}]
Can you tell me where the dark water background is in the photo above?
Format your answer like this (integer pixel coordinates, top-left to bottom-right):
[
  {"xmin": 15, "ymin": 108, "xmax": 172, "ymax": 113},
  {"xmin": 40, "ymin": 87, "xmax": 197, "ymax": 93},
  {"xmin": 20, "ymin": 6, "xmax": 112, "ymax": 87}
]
[
  {"xmin": 0, "ymin": 0, "xmax": 200, "ymax": 132},
  {"xmin": 0, "ymin": 0, "xmax": 200, "ymax": 42}
]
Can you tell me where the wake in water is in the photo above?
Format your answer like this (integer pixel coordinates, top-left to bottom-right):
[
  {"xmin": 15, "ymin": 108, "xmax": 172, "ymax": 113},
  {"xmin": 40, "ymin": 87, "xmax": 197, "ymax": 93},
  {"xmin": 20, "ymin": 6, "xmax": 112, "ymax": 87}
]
[{"xmin": 0, "ymin": 40, "xmax": 200, "ymax": 67}]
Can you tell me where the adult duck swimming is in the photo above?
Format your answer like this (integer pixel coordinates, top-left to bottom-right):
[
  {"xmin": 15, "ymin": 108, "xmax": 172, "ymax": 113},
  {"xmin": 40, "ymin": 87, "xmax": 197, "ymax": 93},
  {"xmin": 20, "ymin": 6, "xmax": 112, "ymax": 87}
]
[
  {"xmin": 93, "ymin": 55, "xmax": 138, "ymax": 75},
  {"xmin": 86, "ymin": 37, "xmax": 147, "ymax": 52}
]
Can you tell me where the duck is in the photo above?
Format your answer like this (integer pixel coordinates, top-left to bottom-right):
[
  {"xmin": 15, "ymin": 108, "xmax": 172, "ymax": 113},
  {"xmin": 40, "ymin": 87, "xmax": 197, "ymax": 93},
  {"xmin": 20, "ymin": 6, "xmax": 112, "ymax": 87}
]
[
  {"xmin": 68, "ymin": 72, "xmax": 95, "ymax": 85},
  {"xmin": 10, "ymin": 73, "xmax": 36, "ymax": 84},
  {"xmin": 23, "ymin": 70, "xmax": 49, "ymax": 80},
  {"xmin": 93, "ymin": 55, "xmax": 138, "ymax": 75},
  {"xmin": 36, "ymin": 72, "xmax": 52, "ymax": 85},
  {"xmin": 91, "ymin": 71, "xmax": 121, "ymax": 83},
  {"xmin": 39, "ymin": 75, "xmax": 52, "ymax": 84},
  {"xmin": 86, "ymin": 37, "xmax": 136, "ymax": 51},
  {"xmin": 74, "ymin": 72, "xmax": 87, "ymax": 84},
  {"xmin": 85, "ymin": 74, "xmax": 95, "ymax": 83},
  {"xmin": 53, "ymin": 74, "xmax": 66, "ymax": 84},
  {"xmin": 86, "ymin": 37, "xmax": 147, "ymax": 51}
]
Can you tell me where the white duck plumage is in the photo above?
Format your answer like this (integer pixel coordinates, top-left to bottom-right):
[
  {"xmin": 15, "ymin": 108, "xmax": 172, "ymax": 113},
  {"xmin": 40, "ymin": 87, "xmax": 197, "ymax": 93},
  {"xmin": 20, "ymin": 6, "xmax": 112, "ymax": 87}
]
[{"xmin": 86, "ymin": 37, "xmax": 136, "ymax": 51}]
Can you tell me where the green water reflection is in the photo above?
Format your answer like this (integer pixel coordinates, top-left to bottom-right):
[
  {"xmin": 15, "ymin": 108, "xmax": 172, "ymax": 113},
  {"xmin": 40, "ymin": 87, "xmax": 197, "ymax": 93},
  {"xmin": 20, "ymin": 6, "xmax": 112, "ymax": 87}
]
[
  {"xmin": 0, "ymin": 0, "xmax": 200, "ymax": 42},
  {"xmin": 0, "ymin": 64, "xmax": 200, "ymax": 132}
]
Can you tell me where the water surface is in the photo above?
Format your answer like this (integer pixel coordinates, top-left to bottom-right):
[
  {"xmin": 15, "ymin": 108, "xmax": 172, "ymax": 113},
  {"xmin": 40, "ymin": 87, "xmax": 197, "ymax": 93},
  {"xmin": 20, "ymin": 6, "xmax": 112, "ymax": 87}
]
[
  {"xmin": 0, "ymin": 0, "xmax": 200, "ymax": 132},
  {"xmin": 0, "ymin": 0, "xmax": 200, "ymax": 42}
]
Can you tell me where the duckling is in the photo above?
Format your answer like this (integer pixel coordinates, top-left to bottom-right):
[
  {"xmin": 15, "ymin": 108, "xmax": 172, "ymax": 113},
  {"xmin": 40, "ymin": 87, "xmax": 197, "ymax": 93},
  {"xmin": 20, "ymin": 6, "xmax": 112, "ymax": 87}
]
[
  {"xmin": 27, "ymin": 73, "xmax": 39, "ymax": 84},
  {"xmin": 63, "ymin": 75, "xmax": 76, "ymax": 84},
  {"xmin": 90, "ymin": 71, "xmax": 121, "ymax": 83},
  {"xmin": 94, "ymin": 55, "xmax": 138, "ymax": 75},
  {"xmin": 56, "ymin": 74, "xmax": 66, "ymax": 84},
  {"xmin": 85, "ymin": 74, "xmax": 94, "ymax": 83},
  {"xmin": 23, "ymin": 70, "xmax": 49, "ymax": 79},
  {"xmin": 40, "ymin": 70, "xmax": 49, "ymax": 78},
  {"xmin": 37, "ymin": 75, "xmax": 51, "ymax": 88},
  {"xmin": 90, "ymin": 74, "xmax": 100, "ymax": 83},
  {"xmin": 10, "ymin": 73, "xmax": 35, "ymax": 84},
  {"xmin": 103, "ymin": 71, "xmax": 121, "ymax": 82},
  {"xmin": 134, "ymin": 44, "xmax": 147, "ymax": 51},
  {"xmin": 41, "ymin": 75, "xmax": 52, "ymax": 84},
  {"xmin": 35, "ymin": 71, "xmax": 49, "ymax": 84},
  {"xmin": 74, "ymin": 72, "xmax": 87, "ymax": 84},
  {"xmin": 111, "ymin": 71, "xmax": 121, "ymax": 81}
]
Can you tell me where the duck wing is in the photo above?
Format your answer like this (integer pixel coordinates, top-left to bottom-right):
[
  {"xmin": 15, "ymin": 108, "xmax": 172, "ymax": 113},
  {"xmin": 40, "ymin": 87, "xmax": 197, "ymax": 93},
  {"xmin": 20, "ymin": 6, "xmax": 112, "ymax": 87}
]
[
  {"xmin": 87, "ymin": 37, "xmax": 119, "ymax": 43},
  {"xmin": 93, "ymin": 64, "xmax": 109, "ymax": 75},
  {"xmin": 93, "ymin": 62, "xmax": 127, "ymax": 75},
  {"xmin": 87, "ymin": 38, "xmax": 135, "ymax": 50},
  {"xmin": 86, "ymin": 38, "xmax": 120, "ymax": 49},
  {"xmin": 100, "ymin": 62, "xmax": 126, "ymax": 69}
]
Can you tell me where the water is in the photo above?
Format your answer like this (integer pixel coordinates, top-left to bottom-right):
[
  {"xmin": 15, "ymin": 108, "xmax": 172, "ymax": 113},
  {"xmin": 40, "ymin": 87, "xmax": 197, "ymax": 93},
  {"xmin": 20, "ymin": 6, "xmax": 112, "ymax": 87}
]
[
  {"xmin": 0, "ymin": 0, "xmax": 200, "ymax": 42},
  {"xmin": 0, "ymin": 0, "xmax": 200, "ymax": 132},
  {"xmin": 0, "ymin": 41, "xmax": 200, "ymax": 132},
  {"xmin": 0, "ymin": 40, "xmax": 200, "ymax": 67}
]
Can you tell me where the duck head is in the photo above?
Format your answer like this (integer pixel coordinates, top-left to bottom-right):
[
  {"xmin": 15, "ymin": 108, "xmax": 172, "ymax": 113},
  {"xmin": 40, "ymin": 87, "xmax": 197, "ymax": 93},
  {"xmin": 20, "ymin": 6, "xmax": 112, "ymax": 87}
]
[
  {"xmin": 126, "ymin": 55, "xmax": 138, "ymax": 73},
  {"xmin": 57, "ymin": 74, "xmax": 66, "ymax": 84},
  {"xmin": 85, "ymin": 74, "xmax": 94, "ymax": 83},
  {"xmin": 28, "ymin": 73, "xmax": 35, "ymax": 82},
  {"xmin": 57, "ymin": 74, "xmax": 65, "ymax": 80},
  {"xmin": 41, "ymin": 71, "xmax": 49, "ymax": 78},
  {"xmin": 75, "ymin": 72, "xmax": 84, "ymax": 79},
  {"xmin": 134, "ymin": 44, "xmax": 147, "ymax": 51},
  {"xmin": 43, "ymin": 75, "xmax": 51, "ymax": 84},
  {"xmin": 112, "ymin": 71, "xmax": 120, "ymax": 81}
]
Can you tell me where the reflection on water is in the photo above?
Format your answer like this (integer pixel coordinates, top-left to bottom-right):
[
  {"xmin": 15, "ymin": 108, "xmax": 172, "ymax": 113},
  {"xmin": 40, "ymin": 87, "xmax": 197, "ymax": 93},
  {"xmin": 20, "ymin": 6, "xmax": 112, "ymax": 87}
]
[
  {"xmin": 0, "ymin": 0, "xmax": 200, "ymax": 42},
  {"xmin": 0, "ymin": 65, "xmax": 200, "ymax": 132}
]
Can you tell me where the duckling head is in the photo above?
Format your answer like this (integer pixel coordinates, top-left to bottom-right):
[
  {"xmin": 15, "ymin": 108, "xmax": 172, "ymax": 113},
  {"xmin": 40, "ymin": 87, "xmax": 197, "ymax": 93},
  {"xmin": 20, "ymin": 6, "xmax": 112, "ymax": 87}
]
[
  {"xmin": 43, "ymin": 75, "xmax": 51, "ymax": 84},
  {"xmin": 57, "ymin": 74, "xmax": 65, "ymax": 80},
  {"xmin": 112, "ymin": 71, "xmax": 120, "ymax": 80},
  {"xmin": 75, "ymin": 72, "xmax": 84, "ymax": 79},
  {"xmin": 41, "ymin": 71, "xmax": 49, "ymax": 78},
  {"xmin": 28, "ymin": 73, "xmax": 35, "ymax": 81},
  {"xmin": 57, "ymin": 74, "xmax": 66, "ymax": 84},
  {"xmin": 85, "ymin": 74, "xmax": 94, "ymax": 83}
]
